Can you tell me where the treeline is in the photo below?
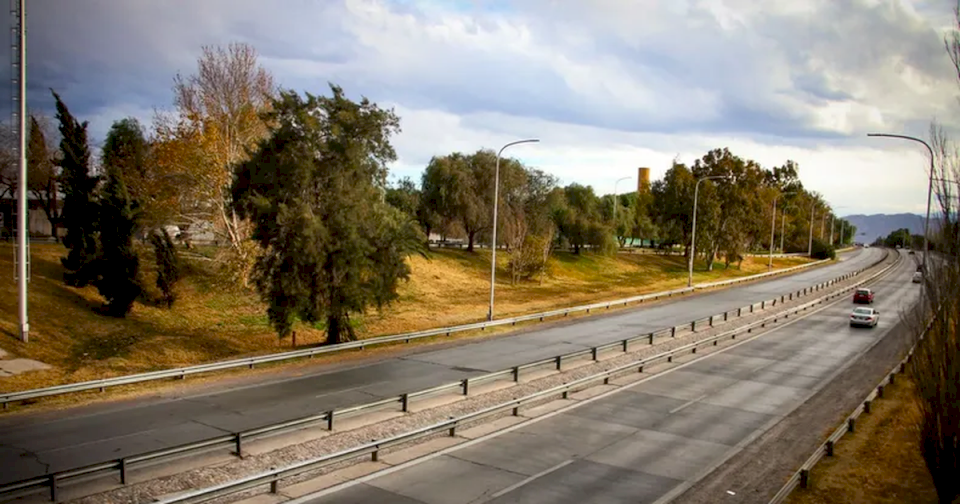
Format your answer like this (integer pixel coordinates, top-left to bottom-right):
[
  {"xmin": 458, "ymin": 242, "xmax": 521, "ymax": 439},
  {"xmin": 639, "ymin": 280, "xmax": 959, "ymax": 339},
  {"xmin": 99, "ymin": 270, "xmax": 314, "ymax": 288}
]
[
  {"xmin": 0, "ymin": 42, "xmax": 854, "ymax": 342},
  {"xmin": 387, "ymin": 148, "xmax": 856, "ymax": 280}
]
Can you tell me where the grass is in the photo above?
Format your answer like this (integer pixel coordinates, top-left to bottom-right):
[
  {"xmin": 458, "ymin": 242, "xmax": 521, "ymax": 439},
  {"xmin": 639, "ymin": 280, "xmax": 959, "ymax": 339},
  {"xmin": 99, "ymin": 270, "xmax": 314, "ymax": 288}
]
[
  {"xmin": 0, "ymin": 242, "xmax": 813, "ymax": 394},
  {"xmin": 784, "ymin": 376, "xmax": 940, "ymax": 504}
]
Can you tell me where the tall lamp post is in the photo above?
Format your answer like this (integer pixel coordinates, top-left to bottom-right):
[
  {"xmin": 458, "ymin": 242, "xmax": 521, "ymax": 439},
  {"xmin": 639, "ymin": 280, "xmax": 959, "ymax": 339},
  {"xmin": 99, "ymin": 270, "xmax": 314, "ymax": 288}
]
[
  {"xmin": 688, "ymin": 175, "xmax": 732, "ymax": 287},
  {"xmin": 768, "ymin": 192, "xmax": 796, "ymax": 270},
  {"xmin": 613, "ymin": 176, "xmax": 631, "ymax": 246},
  {"xmin": 780, "ymin": 204, "xmax": 798, "ymax": 253},
  {"xmin": 866, "ymin": 133, "xmax": 934, "ymax": 275},
  {"xmin": 808, "ymin": 203, "xmax": 817, "ymax": 257},
  {"xmin": 488, "ymin": 138, "xmax": 540, "ymax": 321}
]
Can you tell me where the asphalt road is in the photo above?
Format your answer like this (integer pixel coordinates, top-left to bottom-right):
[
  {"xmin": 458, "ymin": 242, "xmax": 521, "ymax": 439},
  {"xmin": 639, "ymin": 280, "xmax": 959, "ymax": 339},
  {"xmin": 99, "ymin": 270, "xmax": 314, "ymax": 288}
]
[
  {"xmin": 301, "ymin": 250, "xmax": 917, "ymax": 504},
  {"xmin": 0, "ymin": 249, "xmax": 884, "ymax": 486}
]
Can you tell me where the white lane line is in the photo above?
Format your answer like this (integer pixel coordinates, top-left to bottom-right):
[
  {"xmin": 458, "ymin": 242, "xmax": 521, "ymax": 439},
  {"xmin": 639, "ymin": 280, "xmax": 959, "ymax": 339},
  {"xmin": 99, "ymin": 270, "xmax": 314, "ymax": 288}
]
[
  {"xmin": 668, "ymin": 393, "xmax": 708, "ymax": 414},
  {"xmin": 483, "ymin": 459, "xmax": 575, "ymax": 501}
]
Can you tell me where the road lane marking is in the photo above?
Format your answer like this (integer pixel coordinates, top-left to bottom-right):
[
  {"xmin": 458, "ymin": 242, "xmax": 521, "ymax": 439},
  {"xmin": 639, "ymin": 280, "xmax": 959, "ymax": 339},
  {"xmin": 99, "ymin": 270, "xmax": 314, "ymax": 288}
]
[
  {"xmin": 669, "ymin": 393, "xmax": 708, "ymax": 414},
  {"xmin": 483, "ymin": 459, "xmax": 575, "ymax": 501}
]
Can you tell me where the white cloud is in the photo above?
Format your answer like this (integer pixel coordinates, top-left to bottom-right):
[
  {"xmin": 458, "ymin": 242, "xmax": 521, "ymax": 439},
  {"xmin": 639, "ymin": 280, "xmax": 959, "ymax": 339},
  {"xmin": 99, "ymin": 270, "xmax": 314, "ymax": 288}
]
[{"xmin": 17, "ymin": 0, "xmax": 960, "ymax": 216}]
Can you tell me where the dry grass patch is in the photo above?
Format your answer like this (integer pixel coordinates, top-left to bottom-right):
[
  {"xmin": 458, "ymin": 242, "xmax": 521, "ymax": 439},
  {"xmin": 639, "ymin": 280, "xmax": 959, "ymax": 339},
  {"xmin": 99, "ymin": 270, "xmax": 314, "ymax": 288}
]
[
  {"xmin": 784, "ymin": 377, "xmax": 939, "ymax": 504},
  {"xmin": 0, "ymin": 242, "xmax": 812, "ymax": 393}
]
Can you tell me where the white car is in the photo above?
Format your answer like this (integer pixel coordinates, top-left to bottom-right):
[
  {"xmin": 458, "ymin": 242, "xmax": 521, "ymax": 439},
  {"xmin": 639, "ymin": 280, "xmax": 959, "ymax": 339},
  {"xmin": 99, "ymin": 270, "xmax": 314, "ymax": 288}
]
[{"xmin": 850, "ymin": 307, "xmax": 880, "ymax": 328}]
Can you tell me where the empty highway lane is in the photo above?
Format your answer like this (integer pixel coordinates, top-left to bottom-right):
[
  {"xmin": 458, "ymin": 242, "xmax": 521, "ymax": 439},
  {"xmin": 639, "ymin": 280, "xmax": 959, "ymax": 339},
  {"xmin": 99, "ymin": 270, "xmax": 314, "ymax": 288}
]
[
  {"xmin": 302, "ymin": 250, "xmax": 915, "ymax": 504},
  {"xmin": 0, "ymin": 249, "xmax": 883, "ymax": 486}
]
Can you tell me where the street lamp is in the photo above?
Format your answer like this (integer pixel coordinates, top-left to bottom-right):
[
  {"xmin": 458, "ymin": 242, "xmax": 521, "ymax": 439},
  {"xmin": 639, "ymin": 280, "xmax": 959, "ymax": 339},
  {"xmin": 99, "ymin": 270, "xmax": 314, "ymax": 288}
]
[
  {"xmin": 781, "ymin": 204, "xmax": 798, "ymax": 253},
  {"xmin": 688, "ymin": 175, "xmax": 732, "ymax": 287},
  {"xmin": 866, "ymin": 133, "xmax": 934, "ymax": 275},
  {"xmin": 488, "ymin": 138, "xmax": 540, "ymax": 321},
  {"xmin": 769, "ymin": 192, "xmax": 796, "ymax": 270},
  {"xmin": 808, "ymin": 202, "xmax": 816, "ymax": 257},
  {"xmin": 829, "ymin": 206, "xmax": 848, "ymax": 246},
  {"xmin": 612, "ymin": 176, "xmax": 631, "ymax": 224},
  {"xmin": 613, "ymin": 176, "xmax": 631, "ymax": 246}
]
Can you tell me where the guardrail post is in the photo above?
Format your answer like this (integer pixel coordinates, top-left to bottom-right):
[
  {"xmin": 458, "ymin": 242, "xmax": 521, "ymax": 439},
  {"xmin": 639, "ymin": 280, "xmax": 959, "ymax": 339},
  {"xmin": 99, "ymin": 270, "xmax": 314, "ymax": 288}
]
[
  {"xmin": 234, "ymin": 433, "xmax": 243, "ymax": 457},
  {"xmin": 800, "ymin": 469, "xmax": 809, "ymax": 489},
  {"xmin": 270, "ymin": 477, "xmax": 279, "ymax": 494},
  {"xmin": 462, "ymin": 379, "xmax": 470, "ymax": 395},
  {"xmin": 781, "ymin": 295, "xmax": 785, "ymax": 303},
  {"xmin": 737, "ymin": 307, "xmax": 742, "ymax": 317},
  {"xmin": 591, "ymin": 347, "xmax": 598, "ymax": 361},
  {"xmin": 49, "ymin": 474, "xmax": 57, "ymax": 502},
  {"xmin": 723, "ymin": 312, "xmax": 728, "ymax": 322},
  {"xmin": 401, "ymin": 393, "xmax": 409, "ymax": 412},
  {"xmin": 555, "ymin": 355, "xmax": 562, "ymax": 370},
  {"xmin": 848, "ymin": 418, "xmax": 855, "ymax": 432},
  {"xmin": 449, "ymin": 419, "xmax": 457, "ymax": 436},
  {"xmin": 889, "ymin": 373, "xmax": 896, "ymax": 385},
  {"xmin": 648, "ymin": 333, "xmax": 655, "ymax": 345},
  {"xmin": 120, "ymin": 458, "xmax": 128, "ymax": 484},
  {"xmin": 327, "ymin": 411, "xmax": 334, "ymax": 431},
  {"xmin": 789, "ymin": 292, "xmax": 793, "ymax": 300},
  {"xmin": 709, "ymin": 315, "xmax": 714, "ymax": 327},
  {"xmin": 877, "ymin": 385, "xmax": 884, "ymax": 398},
  {"xmin": 671, "ymin": 327, "xmax": 677, "ymax": 338},
  {"xmin": 513, "ymin": 366, "xmax": 520, "ymax": 382},
  {"xmin": 690, "ymin": 321, "xmax": 696, "ymax": 332},
  {"xmin": 761, "ymin": 300, "xmax": 765, "ymax": 310},
  {"xmin": 900, "ymin": 362, "xmax": 906, "ymax": 373},
  {"xmin": 864, "ymin": 400, "xmax": 871, "ymax": 413},
  {"xmin": 826, "ymin": 440, "xmax": 834, "ymax": 457}
]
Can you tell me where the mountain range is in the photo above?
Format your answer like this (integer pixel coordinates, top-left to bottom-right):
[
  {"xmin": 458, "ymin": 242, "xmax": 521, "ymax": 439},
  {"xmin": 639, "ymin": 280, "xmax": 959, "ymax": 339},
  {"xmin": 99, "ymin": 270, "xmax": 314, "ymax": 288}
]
[{"xmin": 841, "ymin": 213, "xmax": 925, "ymax": 243}]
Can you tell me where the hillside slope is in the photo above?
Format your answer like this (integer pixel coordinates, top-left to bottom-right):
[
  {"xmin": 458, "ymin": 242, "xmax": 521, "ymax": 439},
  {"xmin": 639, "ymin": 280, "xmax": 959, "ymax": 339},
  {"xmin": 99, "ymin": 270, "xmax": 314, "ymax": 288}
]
[{"xmin": 0, "ymin": 243, "xmax": 811, "ymax": 391}]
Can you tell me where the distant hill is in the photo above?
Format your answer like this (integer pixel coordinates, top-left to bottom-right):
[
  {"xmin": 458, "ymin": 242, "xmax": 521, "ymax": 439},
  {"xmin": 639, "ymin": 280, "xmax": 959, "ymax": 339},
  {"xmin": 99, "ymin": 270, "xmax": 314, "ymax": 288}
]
[{"xmin": 842, "ymin": 213, "xmax": 925, "ymax": 243}]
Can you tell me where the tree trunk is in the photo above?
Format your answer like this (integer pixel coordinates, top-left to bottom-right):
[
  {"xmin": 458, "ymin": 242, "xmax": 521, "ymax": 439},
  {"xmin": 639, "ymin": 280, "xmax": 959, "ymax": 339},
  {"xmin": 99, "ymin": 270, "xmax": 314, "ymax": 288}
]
[{"xmin": 467, "ymin": 231, "xmax": 476, "ymax": 252}]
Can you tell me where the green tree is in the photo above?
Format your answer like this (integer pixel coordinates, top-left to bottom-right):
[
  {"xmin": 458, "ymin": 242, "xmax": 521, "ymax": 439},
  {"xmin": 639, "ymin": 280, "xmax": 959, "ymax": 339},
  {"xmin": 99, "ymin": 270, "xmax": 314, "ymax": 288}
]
[
  {"xmin": 52, "ymin": 90, "xmax": 100, "ymax": 285},
  {"xmin": 95, "ymin": 157, "xmax": 142, "ymax": 317},
  {"xmin": 650, "ymin": 161, "xmax": 695, "ymax": 254},
  {"xmin": 232, "ymin": 85, "xmax": 425, "ymax": 344},
  {"xmin": 553, "ymin": 183, "xmax": 614, "ymax": 254},
  {"xmin": 150, "ymin": 228, "xmax": 181, "ymax": 308}
]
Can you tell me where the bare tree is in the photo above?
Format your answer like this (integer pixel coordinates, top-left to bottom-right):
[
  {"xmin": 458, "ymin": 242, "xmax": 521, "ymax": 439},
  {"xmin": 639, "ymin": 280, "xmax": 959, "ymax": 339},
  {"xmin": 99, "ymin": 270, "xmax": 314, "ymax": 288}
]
[
  {"xmin": 27, "ymin": 114, "xmax": 62, "ymax": 241},
  {"xmin": 153, "ymin": 42, "xmax": 276, "ymax": 285}
]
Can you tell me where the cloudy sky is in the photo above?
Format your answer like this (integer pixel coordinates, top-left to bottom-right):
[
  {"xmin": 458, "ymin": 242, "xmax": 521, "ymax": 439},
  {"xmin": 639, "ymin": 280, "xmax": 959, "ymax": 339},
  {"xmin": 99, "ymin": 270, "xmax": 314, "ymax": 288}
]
[{"xmin": 8, "ymin": 0, "xmax": 960, "ymax": 216}]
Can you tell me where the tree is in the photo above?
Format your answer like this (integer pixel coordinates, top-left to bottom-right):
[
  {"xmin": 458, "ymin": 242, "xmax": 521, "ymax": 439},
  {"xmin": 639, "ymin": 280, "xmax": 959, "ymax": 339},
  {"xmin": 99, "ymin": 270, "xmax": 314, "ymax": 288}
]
[
  {"xmin": 155, "ymin": 42, "xmax": 277, "ymax": 286},
  {"xmin": 150, "ymin": 228, "xmax": 181, "ymax": 308},
  {"xmin": 651, "ymin": 161, "xmax": 695, "ymax": 254},
  {"xmin": 233, "ymin": 85, "xmax": 425, "ymax": 345},
  {"xmin": 553, "ymin": 183, "xmax": 614, "ymax": 254},
  {"xmin": 52, "ymin": 90, "xmax": 100, "ymax": 286},
  {"xmin": 27, "ymin": 115, "xmax": 62, "ymax": 241},
  {"xmin": 94, "ymin": 158, "xmax": 141, "ymax": 317}
]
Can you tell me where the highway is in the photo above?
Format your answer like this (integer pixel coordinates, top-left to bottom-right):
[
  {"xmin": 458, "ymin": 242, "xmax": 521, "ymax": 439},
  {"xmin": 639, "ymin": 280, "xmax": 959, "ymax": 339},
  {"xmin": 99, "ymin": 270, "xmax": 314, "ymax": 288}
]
[
  {"xmin": 300, "ymin": 249, "xmax": 916, "ymax": 504},
  {"xmin": 0, "ymin": 248, "xmax": 883, "ymax": 487}
]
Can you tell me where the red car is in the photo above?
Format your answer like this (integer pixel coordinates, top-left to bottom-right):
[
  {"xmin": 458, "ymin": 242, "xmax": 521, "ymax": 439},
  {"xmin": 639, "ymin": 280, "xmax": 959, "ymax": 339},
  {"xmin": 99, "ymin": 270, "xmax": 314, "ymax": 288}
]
[{"xmin": 853, "ymin": 288, "xmax": 874, "ymax": 304}]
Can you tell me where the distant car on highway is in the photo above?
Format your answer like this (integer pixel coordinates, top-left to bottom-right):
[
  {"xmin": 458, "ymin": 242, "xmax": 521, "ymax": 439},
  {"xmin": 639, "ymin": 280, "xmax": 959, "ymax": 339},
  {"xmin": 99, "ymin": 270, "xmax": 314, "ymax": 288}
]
[
  {"xmin": 850, "ymin": 307, "xmax": 880, "ymax": 328},
  {"xmin": 853, "ymin": 288, "xmax": 874, "ymax": 304},
  {"xmin": 913, "ymin": 271, "xmax": 923, "ymax": 284}
]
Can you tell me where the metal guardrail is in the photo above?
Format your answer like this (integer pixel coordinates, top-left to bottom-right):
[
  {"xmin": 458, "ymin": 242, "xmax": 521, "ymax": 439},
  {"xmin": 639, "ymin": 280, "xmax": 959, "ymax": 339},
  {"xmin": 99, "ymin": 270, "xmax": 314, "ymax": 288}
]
[
  {"xmin": 147, "ymin": 250, "xmax": 901, "ymax": 504},
  {"xmin": 0, "ymin": 250, "xmax": 895, "ymax": 503},
  {"xmin": 767, "ymin": 300, "xmax": 931, "ymax": 504},
  {"xmin": 0, "ymin": 256, "xmax": 843, "ymax": 409}
]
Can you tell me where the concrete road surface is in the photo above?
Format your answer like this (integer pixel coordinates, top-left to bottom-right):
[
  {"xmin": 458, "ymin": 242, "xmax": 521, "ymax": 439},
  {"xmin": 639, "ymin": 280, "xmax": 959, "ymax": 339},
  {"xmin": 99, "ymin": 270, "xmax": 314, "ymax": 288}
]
[
  {"xmin": 301, "ymin": 250, "xmax": 916, "ymax": 504},
  {"xmin": 0, "ymin": 249, "xmax": 883, "ymax": 486}
]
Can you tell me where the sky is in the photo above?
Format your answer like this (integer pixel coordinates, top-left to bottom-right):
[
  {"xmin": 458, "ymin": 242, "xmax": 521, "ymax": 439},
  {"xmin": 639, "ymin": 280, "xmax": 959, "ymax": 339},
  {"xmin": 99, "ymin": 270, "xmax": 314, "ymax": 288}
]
[{"xmin": 6, "ymin": 0, "xmax": 960, "ymax": 217}]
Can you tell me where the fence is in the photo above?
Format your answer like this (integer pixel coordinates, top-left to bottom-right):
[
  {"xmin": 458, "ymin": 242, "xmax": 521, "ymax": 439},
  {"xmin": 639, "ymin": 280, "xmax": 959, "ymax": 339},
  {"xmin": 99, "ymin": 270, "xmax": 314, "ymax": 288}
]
[
  {"xmin": 0, "ymin": 250, "xmax": 897, "ymax": 503},
  {"xmin": 1, "ymin": 255, "xmax": 846, "ymax": 409}
]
